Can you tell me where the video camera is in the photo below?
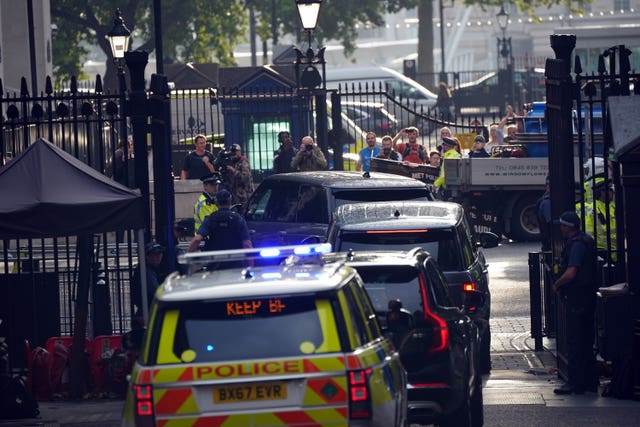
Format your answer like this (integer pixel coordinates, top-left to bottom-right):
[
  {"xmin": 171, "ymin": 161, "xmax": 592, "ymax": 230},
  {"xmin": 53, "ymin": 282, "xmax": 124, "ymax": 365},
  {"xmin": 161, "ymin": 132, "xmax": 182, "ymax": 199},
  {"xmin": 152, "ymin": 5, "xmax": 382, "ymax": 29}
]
[{"xmin": 214, "ymin": 150, "xmax": 235, "ymax": 183}]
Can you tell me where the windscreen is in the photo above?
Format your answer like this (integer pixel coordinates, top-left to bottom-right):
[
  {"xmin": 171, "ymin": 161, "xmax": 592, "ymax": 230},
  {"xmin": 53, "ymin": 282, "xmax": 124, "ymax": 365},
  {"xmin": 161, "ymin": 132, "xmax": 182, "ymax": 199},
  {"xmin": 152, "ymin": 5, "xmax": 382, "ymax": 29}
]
[
  {"xmin": 333, "ymin": 189, "xmax": 431, "ymax": 207},
  {"xmin": 151, "ymin": 295, "xmax": 341, "ymax": 364},
  {"xmin": 337, "ymin": 229, "xmax": 461, "ymax": 270},
  {"xmin": 355, "ymin": 265, "xmax": 423, "ymax": 315}
]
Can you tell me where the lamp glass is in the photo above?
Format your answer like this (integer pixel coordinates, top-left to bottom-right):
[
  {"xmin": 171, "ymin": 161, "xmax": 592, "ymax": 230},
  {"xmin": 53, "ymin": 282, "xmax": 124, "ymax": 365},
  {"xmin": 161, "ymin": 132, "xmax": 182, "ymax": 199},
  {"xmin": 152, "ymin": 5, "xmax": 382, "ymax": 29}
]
[
  {"xmin": 297, "ymin": 2, "xmax": 321, "ymax": 30},
  {"xmin": 496, "ymin": 6, "xmax": 508, "ymax": 31},
  {"xmin": 109, "ymin": 35, "xmax": 129, "ymax": 59}
]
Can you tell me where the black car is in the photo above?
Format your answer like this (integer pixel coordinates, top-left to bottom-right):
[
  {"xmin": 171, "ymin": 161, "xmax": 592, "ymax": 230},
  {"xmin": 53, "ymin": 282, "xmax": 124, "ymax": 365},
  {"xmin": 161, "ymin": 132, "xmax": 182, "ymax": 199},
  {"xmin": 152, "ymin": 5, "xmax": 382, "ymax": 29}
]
[
  {"xmin": 324, "ymin": 249, "xmax": 484, "ymax": 426},
  {"xmin": 326, "ymin": 201, "xmax": 500, "ymax": 374},
  {"xmin": 341, "ymin": 101, "xmax": 399, "ymax": 136},
  {"xmin": 243, "ymin": 171, "xmax": 434, "ymax": 248}
]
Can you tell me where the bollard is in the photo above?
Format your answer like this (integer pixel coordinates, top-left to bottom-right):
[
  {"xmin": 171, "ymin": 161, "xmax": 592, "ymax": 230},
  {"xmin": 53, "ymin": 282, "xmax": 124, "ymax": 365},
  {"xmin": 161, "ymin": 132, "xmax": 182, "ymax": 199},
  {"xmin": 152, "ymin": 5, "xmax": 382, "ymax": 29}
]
[{"xmin": 528, "ymin": 252, "xmax": 543, "ymax": 351}]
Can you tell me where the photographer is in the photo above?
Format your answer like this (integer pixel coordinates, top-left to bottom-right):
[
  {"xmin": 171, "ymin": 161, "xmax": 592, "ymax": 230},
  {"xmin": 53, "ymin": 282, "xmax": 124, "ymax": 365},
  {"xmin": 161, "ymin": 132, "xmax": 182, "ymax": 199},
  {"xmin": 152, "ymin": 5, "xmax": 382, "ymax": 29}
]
[
  {"xmin": 273, "ymin": 131, "xmax": 297, "ymax": 174},
  {"xmin": 216, "ymin": 144, "xmax": 253, "ymax": 210},
  {"xmin": 376, "ymin": 135, "xmax": 400, "ymax": 161},
  {"xmin": 291, "ymin": 136, "xmax": 327, "ymax": 172}
]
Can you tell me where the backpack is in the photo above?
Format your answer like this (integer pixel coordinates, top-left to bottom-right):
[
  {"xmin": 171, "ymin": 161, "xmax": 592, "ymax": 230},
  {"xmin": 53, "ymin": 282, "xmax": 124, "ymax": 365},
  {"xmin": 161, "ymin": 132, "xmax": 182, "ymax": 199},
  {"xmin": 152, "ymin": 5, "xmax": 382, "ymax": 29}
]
[{"xmin": 403, "ymin": 144, "xmax": 426, "ymax": 162}]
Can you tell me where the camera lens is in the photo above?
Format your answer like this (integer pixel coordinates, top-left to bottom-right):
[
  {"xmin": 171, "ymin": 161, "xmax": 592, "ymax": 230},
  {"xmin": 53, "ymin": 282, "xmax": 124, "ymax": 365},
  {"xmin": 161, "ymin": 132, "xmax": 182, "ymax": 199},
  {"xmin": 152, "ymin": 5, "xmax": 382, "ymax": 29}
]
[{"xmin": 305, "ymin": 144, "xmax": 313, "ymax": 151}]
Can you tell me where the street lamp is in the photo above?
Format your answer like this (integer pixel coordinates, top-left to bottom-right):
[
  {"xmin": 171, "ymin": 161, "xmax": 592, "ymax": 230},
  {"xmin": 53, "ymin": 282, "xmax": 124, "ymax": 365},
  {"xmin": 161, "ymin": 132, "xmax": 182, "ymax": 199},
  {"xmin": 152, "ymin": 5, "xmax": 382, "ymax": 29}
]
[
  {"xmin": 107, "ymin": 9, "xmax": 132, "ymax": 187},
  {"xmin": 295, "ymin": 0, "xmax": 325, "ymax": 89},
  {"xmin": 495, "ymin": 4, "xmax": 514, "ymax": 109},
  {"xmin": 107, "ymin": 9, "xmax": 131, "ymax": 66}
]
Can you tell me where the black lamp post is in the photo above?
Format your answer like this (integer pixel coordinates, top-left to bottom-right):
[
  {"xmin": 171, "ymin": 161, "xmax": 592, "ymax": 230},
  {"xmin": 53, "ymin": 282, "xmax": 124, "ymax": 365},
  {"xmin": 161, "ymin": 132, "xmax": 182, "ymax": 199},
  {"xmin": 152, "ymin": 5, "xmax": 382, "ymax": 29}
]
[
  {"xmin": 496, "ymin": 5, "xmax": 514, "ymax": 109},
  {"xmin": 107, "ymin": 9, "xmax": 132, "ymax": 186}
]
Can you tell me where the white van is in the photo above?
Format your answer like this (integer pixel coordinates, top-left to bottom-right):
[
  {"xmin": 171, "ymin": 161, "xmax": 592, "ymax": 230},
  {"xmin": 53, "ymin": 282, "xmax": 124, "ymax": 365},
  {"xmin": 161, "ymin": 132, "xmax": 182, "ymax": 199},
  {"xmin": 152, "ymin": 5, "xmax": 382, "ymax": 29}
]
[{"xmin": 325, "ymin": 66, "xmax": 438, "ymax": 108}]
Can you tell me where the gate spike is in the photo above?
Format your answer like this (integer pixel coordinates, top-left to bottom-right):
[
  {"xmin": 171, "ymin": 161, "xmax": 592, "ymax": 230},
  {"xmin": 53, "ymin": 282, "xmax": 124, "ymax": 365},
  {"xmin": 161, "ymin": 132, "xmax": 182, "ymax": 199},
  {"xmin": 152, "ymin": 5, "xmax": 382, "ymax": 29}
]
[
  {"xmin": 20, "ymin": 77, "xmax": 29, "ymax": 97},
  {"xmin": 45, "ymin": 76, "xmax": 53, "ymax": 94},
  {"xmin": 574, "ymin": 56, "xmax": 582, "ymax": 75},
  {"xmin": 597, "ymin": 55, "xmax": 606, "ymax": 75},
  {"xmin": 0, "ymin": 78, "xmax": 4, "ymax": 97},
  {"xmin": 95, "ymin": 75, "xmax": 103, "ymax": 93}
]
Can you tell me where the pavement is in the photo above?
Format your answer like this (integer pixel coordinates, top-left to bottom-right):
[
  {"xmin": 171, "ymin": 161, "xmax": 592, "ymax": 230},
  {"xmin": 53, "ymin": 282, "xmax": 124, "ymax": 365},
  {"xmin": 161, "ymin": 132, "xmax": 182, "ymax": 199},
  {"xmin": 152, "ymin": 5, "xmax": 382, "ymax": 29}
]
[{"xmin": 2, "ymin": 316, "xmax": 639, "ymax": 426}]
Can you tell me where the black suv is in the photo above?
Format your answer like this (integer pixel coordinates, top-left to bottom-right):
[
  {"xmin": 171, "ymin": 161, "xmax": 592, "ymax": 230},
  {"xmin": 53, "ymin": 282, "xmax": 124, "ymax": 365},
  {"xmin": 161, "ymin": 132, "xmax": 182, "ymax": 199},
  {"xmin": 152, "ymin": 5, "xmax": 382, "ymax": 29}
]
[
  {"xmin": 324, "ymin": 249, "xmax": 484, "ymax": 426},
  {"xmin": 326, "ymin": 201, "xmax": 500, "ymax": 374},
  {"xmin": 244, "ymin": 171, "xmax": 433, "ymax": 248}
]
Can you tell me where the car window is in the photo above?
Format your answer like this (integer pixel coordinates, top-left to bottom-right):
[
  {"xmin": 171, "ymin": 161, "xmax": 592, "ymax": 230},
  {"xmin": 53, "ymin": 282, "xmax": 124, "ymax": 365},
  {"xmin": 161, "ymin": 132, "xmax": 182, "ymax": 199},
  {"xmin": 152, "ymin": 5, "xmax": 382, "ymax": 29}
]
[
  {"xmin": 246, "ymin": 182, "xmax": 300, "ymax": 222},
  {"xmin": 458, "ymin": 217, "xmax": 477, "ymax": 267},
  {"xmin": 333, "ymin": 189, "xmax": 431, "ymax": 207},
  {"xmin": 355, "ymin": 265, "xmax": 423, "ymax": 316},
  {"xmin": 337, "ymin": 229, "xmax": 462, "ymax": 271},
  {"xmin": 297, "ymin": 185, "xmax": 328, "ymax": 223},
  {"xmin": 425, "ymin": 259, "xmax": 455, "ymax": 307},
  {"xmin": 151, "ymin": 295, "xmax": 342, "ymax": 364}
]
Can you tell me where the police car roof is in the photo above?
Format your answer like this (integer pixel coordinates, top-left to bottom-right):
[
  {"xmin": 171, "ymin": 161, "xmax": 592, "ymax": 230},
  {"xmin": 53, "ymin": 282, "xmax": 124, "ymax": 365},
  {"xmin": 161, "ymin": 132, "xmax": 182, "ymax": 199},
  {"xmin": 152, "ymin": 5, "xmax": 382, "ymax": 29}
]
[
  {"xmin": 332, "ymin": 201, "xmax": 462, "ymax": 230},
  {"xmin": 158, "ymin": 262, "xmax": 355, "ymax": 302},
  {"xmin": 263, "ymin": 170, "xmax": 429, "ymax": 190}
]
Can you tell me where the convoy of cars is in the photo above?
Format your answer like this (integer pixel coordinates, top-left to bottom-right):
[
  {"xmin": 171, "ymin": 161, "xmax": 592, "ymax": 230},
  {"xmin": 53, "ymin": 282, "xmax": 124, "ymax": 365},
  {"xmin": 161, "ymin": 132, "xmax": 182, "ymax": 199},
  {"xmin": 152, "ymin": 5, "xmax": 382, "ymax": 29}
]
[{"xmin": 124, "ymin": 170, "xmax": 497, "ymax": 426}]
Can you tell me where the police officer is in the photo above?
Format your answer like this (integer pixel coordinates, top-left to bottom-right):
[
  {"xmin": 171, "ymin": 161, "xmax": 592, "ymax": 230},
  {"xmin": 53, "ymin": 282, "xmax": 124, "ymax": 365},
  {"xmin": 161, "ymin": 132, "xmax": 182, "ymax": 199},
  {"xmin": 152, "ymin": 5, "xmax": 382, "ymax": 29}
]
[
  {"xmin": 584, "ymin": 179, "xmax": 617, "ymax": 262},
  {"xmin": 536, "ymin": 176, "xmax": 552, "ymax": 251},
  {"xmin": 552, "ymin": 211, "xmax": 598, "ymax": 395},
  {"xmin": 193, "ymin": 173, "xmax": 221, "ymax": 232},
  {"xmin": 187, "ymin": 189, "xmax": 253, "ymax": 253},
  {"xmin": 433, "ymin": 137, "xmax": 461, "ymax": 194}
]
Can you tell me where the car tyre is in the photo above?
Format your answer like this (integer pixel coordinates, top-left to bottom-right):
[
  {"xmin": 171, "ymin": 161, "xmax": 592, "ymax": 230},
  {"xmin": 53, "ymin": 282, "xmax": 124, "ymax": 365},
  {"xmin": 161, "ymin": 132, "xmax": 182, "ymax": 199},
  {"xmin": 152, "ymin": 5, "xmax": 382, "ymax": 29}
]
[
  {"xmin": 509, "ymin": 195, "xmax": 540, "ymax": 242},
  {"xmin": 478, "ymin": 328, "xmax": 492, "ymax": 375},
  {"xmin": 470, "ymin": 368, "xmax": 484, "ymax": 427},
  {"xmin": 438, "ymin": 372, "xmax": 472, "ymax": 427}
]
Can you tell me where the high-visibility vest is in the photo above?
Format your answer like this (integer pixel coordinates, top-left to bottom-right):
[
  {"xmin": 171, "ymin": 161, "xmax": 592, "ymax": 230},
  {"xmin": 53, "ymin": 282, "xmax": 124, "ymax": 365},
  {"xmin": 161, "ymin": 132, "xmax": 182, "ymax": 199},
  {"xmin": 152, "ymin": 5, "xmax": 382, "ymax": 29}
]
[
  {"xmin": 194, "ymin": 193, "xmax": 218, "ymax": 233},
  {"xmin": 434, "ymin": 149, "xmax": 461, "ymax": 189},
  {"xmin": 584, "ymin": 198, "xmax": 617, "ymax": 260}
]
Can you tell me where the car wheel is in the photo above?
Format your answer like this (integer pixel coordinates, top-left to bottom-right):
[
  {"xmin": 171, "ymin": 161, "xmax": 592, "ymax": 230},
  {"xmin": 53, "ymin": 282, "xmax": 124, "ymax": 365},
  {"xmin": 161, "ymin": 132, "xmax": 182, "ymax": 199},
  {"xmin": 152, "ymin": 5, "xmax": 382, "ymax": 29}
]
[
  {"xmin": 478, "ymin": 327, "xmax": 492, "ymax": 375},
  {"xmin": 438, "ymin": 376, "xmax": 472, "ymax": 427},
  {"xmin": 509, "ymin": 195, "xmax": 540, "ymax": 242},
  {"xmin": 471, "ymin": 368, "xmax": 484, "ymax": 427}
]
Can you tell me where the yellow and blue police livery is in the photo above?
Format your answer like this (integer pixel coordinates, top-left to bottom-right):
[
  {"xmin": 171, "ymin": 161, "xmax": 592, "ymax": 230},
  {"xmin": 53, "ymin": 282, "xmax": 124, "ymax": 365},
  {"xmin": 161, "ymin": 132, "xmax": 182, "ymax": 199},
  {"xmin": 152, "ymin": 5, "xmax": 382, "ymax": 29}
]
[{"xmin": 122, "ymin": 244, "xmax": 407, "ymax": 427}]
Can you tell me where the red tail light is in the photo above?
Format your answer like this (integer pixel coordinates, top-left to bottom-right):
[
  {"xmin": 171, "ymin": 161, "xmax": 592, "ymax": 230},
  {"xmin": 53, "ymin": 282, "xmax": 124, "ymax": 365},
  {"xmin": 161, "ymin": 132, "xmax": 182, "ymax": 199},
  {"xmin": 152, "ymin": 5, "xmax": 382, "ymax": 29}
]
[
  {"xmin": 463, "ymin": 282, "xmax": 475, "ymax": 292},
  {"xmin": 380, "ymin": 122, "xmax": 390, "ymax": 129},
  {"xmin": 134, "ymin": 384, "xmax": 155, "ymax": 426},
  {"xmin": 349, "ymin": 368, "xmax": 372, "ymax": 419},
  {"xmin": 419, "ymin": 276, "xmax": 449, "ymax": 353}
]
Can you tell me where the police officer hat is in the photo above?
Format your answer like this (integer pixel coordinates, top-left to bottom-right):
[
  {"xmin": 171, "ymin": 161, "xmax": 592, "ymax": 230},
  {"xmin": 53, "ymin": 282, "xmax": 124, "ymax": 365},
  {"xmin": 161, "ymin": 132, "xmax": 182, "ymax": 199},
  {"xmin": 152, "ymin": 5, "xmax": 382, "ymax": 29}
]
[
  {"xmin": 200, "ymin": 173, "xmax": 222, "ymax": 185},
  {"xmin": 442, "ymin": 137, "xmax": 457, "ymax": 147},
  {"xmin": 145, "ymin": 242, "xmax": 165, "ymax": 255},
  {"xmin": 229, "ymin": 143, "xmax": 241, "ymax": 152},
  {"xmin": 215, "ymin": 189, "xmax": 232, "ymax": 204},
  {"xmin": 553, "ymin": 211, "xmax": 580, "ymax": 228}
]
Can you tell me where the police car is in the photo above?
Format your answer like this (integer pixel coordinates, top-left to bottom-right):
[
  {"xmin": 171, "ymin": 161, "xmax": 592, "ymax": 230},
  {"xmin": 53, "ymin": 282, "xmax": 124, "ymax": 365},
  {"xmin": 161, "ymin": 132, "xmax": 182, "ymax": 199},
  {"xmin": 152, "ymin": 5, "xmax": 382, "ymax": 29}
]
[{"xmin": 122, "ymin": 244, "xmax": 407, "ymax": 427}]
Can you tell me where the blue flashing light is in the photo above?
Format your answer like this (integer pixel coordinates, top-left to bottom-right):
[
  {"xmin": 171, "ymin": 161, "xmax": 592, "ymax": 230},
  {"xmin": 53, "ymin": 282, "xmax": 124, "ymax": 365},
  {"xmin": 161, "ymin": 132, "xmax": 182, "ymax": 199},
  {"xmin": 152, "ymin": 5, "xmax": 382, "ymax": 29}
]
[
  {"xmin": 313, "ymin": 243, "xmax": 332, "ymax": 254},
  {"xmin": 296, "ymin": 272, "xmax": 311, "ymax": 278},
  {"xmin": 260, "ymin": 248, "xmax": 281, "ymax": 258},
  {"xmin": 206, "ymin": 344, "xmax": 214, "ymax": 352},
  {"xmin": 262, "ymin": 272, "xmax": 283, "ymax": 280},
  {"xmin": 294, "ymin": 246, "xmax": 312, "ymax": 255}
]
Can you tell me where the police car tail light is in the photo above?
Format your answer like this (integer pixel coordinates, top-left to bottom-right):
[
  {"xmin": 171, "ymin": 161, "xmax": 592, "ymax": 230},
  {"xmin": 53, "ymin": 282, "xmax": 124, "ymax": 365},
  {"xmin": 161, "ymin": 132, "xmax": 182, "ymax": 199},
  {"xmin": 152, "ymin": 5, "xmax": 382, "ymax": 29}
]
[
  {"xmin": 419, "ymin": 275, "xmax": 449, "ymax": 353},
  {"xmin": 134, "ymin": 384, "xmax": 155, "ymax": 426},
  {"xmin": 348, "ymin": 368, "xmax": 372, "ymax": 419}
]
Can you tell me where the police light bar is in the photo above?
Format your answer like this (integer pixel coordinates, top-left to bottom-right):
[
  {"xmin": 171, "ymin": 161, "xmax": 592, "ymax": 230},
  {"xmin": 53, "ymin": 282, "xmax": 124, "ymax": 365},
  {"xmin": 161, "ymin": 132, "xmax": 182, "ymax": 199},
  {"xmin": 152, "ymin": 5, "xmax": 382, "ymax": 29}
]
[{"xmin": 178, "ymin": 243, "xmax": 332, "ymax": 266}]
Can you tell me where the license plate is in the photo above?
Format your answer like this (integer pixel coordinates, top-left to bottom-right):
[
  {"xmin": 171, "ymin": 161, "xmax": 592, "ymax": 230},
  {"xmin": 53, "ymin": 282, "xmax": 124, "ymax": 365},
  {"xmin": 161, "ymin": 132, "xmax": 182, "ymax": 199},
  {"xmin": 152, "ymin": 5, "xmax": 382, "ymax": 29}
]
[{"xmin": 213, "ymin": 382, "xmax": 287, "ymax": 403}]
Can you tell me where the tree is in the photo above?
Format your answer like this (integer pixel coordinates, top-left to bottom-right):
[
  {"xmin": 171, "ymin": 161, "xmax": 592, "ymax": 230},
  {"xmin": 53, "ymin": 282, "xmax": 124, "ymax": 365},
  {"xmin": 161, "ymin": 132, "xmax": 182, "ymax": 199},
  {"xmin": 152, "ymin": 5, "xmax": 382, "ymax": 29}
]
[
  {"xmin": 414, "ymin": 0, "xmax": 591, "ymax": 90},
  {"xmin": 51, "ymin": 0, "xmax": 246, "ymax": 90}
]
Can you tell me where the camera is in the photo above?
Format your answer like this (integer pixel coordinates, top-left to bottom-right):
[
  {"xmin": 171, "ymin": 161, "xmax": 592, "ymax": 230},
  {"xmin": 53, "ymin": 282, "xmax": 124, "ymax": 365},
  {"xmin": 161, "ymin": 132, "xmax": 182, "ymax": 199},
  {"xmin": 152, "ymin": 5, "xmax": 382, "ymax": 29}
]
[
  {"xmin": 214, "ymin": 150, "xmax": 235, "ymax": 182},
  {"xmin": 305, "ymin": 144, "xmax": 313, "ymax": 152},
  {"xmin": 383, "ymin": 147, "xmax": 391, "ymax": 155}
]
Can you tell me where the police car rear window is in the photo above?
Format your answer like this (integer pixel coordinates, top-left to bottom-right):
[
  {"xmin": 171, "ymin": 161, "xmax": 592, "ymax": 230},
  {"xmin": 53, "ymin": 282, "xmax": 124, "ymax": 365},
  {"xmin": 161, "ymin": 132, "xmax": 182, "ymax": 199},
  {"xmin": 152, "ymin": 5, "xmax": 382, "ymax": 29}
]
[{"xmin": 152, "ymin": 295, "xmax": 342, "ymax": 364}]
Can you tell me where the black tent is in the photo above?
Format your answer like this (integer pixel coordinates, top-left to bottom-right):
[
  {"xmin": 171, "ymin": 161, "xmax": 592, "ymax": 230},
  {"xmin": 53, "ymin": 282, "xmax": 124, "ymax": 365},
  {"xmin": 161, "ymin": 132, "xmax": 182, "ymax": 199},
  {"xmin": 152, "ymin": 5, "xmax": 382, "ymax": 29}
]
[
  {"xmin": 0, "ymin": 138, "xmax": 146, "ymax": 398},
  {"xmin": 0, "ymin": 138, "xmax": 144, "ymax": 237}
]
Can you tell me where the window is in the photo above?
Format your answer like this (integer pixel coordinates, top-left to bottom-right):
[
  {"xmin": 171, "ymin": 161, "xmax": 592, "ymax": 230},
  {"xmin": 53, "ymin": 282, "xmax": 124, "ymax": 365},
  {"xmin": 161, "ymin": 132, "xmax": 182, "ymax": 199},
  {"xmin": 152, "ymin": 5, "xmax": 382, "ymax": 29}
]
[
  {"xmin": 356, "ymin": 265, "xmax": 423, "ymax": 316},
  {"xmin": 152, "ymin": 295, "xmax": 342, "ymax": 364},
  {"xmin": 296, "ymin": 185, "xmax": 328, "ymax": 223},
  {"xmin": 425, "ymin": 260, "xmax": 454, "ymax": 308},
  {"xmin": 333, "ymin": 188, "xmax": 431, "ymax": 207}
]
